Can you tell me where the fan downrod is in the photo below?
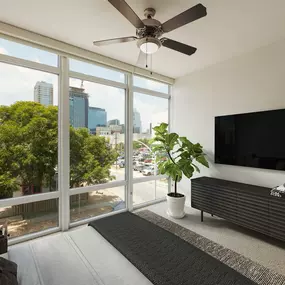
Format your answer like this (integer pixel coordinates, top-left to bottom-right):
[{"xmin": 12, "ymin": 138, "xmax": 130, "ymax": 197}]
[{"xmin": 144, "ymin": 8, "xmax": 156, "ymax": 19}]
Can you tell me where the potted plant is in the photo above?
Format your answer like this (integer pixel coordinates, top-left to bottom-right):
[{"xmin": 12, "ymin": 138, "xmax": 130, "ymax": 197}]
[{"xmin": 152, "ymin": 123, "xmax": 209, "ymax": 218}]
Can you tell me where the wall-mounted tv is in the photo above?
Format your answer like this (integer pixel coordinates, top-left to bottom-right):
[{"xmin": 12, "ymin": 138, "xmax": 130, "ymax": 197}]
[{"xmin": 215, "ymin": 109, "xmax": 285, "ymax": 171}]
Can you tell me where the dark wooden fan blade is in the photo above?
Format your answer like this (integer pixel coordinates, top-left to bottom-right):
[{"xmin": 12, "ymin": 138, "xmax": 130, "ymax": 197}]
[
  {"xmin": 93, "ymin": 36, "xmax": 137, "ymax": 46},
  {"xmin": 162, "ymin": 3, "xmax": 207, "ymax": 33},
  {"xmin": 161, "ymin": 38, "xmax": 197, "ymax": 56},
  {"xmin": 108, "ymin": 0, "xmax": 145, "ymax": 29}
]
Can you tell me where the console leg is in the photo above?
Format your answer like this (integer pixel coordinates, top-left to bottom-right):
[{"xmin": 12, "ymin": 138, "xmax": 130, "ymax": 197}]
[{"xmin": 201, "ymin": 210, "xmax": 204, "ymax": 222}]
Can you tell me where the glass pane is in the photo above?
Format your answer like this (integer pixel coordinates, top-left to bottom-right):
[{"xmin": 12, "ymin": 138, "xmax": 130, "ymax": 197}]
[
  {"xmin": 133, "ymin": 181, "xmax": 155, "ymax": 205},
  {"xmin": 0, "ymin": 38, "xmax": 58, "ymax": 67},
  {"xmin": 0, "ymin": 198, "xmax": 58, "ymax": 239},
  {"xmin": 133, "ymin": 179, "xmax": 168, "ymax": 205},
  {"xmin": 70, "ymin": 187, "xmax": 125, "ymax": 223},
  {"xmin": 69, "ymin": 78, "xmax": 125, "ymax": 189},
  {"xmin": 132, "ymin": 92, "xmax": 168, "ymax": 178},
  {"xmin": 0, "ymin": 62, "xmax": 58, "ymax": 198},
  {"xmin": 69, "ymin": 59, "xmax": 125, "ymax": 83},
  {"xmin": 133, "ymin": 75, "xmax": 169, "ymax": 94},
  {"xmin": 155, "ymin": 178, "xmax": 169, "ymax": 199}
]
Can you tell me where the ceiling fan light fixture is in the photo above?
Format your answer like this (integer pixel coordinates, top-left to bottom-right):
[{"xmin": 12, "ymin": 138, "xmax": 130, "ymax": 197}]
[{"xmin": 137, "ymin": 37, "xmax": 161, "ymax": 54}]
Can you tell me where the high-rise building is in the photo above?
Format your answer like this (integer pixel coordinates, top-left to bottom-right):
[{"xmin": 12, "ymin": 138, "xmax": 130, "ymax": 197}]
[
  {"xmin": 88, "ymin": 107, "xmax": 107, "ymax": 134},
  {"xmin": 69, "ymin": 87, "xmax": 89, "ymax": 128},
  {"xmin": 119, "ymin": 124, "xmax": 125, "ymax": 134},
  {"xmin": 34, "ymin": 81, "xmax": 53, "ymax": 106},
  {"xmin": 133, "ymin": 109, "xmax": 142, "ymax": 134},
  {"xmin": 108, "ymin": 119, "xmax": 120, "ymax": 126}
]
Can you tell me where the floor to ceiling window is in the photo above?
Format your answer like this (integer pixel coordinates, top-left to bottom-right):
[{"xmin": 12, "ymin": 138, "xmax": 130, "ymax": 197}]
[
  {"xmin": 0, "ymin": 39, "xmax": 60, "ymax": 239},
  {"xmin": 68, "ymin": 69, "xmax": 127, "ymax": 224},
  {"xmin": 132, "ymin": 77, "xmax": 170, "ymax": 207},
  {"xmin": 0, "ymin": 35, "xmax": 172, "ymax": 242}
]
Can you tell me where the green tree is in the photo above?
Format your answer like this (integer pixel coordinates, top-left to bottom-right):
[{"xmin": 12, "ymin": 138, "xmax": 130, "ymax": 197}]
[
  {"xmin": 70, "ymin": 128, "xmax": 117, "ymax": 188},
  {"xmin": 133, "ymin": 138, "xmax": 151, "ymax": 150},
  {"xmin": 0, "ymin": 101, "xmax": 58, "ymax": 195},
  {"xmin": 0, "ymin": 174, "xmax": 18, "ymax": 199},
  {"xmin": 0, "ymin": 101, "xmax": 118, "ymax": 198}
]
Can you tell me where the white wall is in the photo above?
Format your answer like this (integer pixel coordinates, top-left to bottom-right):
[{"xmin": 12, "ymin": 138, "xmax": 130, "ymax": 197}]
[{"xmin": 172, "ymin": 39, "xmax": 285, "ymax": 206}]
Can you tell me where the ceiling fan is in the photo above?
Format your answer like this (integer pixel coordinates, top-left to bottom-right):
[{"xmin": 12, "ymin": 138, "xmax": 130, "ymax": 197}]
[{"xmin": 93, "ymin": 0, "xmax": 207, "ymax": 60}]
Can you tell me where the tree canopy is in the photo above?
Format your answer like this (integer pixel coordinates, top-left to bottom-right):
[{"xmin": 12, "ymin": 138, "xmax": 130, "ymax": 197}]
[
  {"xmin": 70, "ymin": 128, "xmax": 117, "ymax": 188},
  {"xmin": 133, "ymin": 138, "xmax": 151, "ymax": 150},
  {"xmin": 0, "ymin": 101, "xmax": 117, "ymax": 198}
]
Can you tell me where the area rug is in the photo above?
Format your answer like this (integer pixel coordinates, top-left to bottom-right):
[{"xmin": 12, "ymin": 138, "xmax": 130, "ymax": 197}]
[
  {"xmin": 136, "ymin": 210, "xmax": 285, "ymax": 285},
  {"xmin": 89, "ymin": 211, "xmax": 257, "ymax": 285}
]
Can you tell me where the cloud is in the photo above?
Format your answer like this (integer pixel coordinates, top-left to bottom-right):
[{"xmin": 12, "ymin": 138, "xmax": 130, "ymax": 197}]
[
  {"xmin": 133, "ymin": 93, "xmax": 168, "ymax": 132},
  {"xmin": 134, "ymin": 75, "xmax": 168, "ymax": 94},
  {"xmin": 0, "ymin": 46, "xmax": 8, "ymax": 55},
  {"xmin": 0, "ymin": 62, "xmax": 58, "ymax": 106}
]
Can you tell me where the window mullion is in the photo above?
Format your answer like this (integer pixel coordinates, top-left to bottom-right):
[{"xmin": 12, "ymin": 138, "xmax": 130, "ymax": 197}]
[
  {"xmin": 126, "ymin": 74, "xmax": 134, "ymax": 211},
  {"xmin": 58, "ymin": 56, "xmax": 70, "ymax": 231}
]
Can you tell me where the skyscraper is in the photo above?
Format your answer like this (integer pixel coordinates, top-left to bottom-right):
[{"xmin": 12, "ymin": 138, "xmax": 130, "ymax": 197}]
[
  {"xmin": 107, "ymin": 119, "xmax": 120, "ymax": 126},
  {"xmin": 133, "ymin": 109, "xmax": 142, "ymax": 134},
  {"xmin": 69, "ymin": 87, "xmax": 89, "ymax": 128},
  {"xmin": 88, "ymin": 107, "xmax": 107, "ymax": 134},
  {"xmin": 34, "ymin": 81, "xmax": 53, "ymax": 106}
]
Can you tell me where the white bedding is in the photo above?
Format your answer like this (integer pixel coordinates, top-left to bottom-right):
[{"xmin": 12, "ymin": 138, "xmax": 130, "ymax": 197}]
[{"xmin": 8, "ymin": 227, "xmax": 152, "ymax": 285}]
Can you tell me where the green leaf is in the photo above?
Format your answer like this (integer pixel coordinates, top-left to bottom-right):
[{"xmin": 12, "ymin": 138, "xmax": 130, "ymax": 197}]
[
  {"xmin": 153, "ymin": 137, "xmax": 165, "ymax": 143},
  {"xmin": 153, "ymin": 123, "xmax": 168, "ymax": 135},
  {"xmin": 165, "ymin": 133, "xmax": 178, "ymax": 150},
  {"xmin": 159, "ymin": 122, "xmax": 168, "ymax": 131},
  {"xmin": 193, "ymin": 143, "xmax": 203, "ymax": 154},
  {"xmin": 196, "ymin": 155, "xmax": 209, "ymax": 168},
  {"xmin": 192, "ymin": 163, "xmax": 200, "ymax": 173},
  {"xmin": 179, "ymin": 137, "xmax": 193, "ymax": 148},
  {"xmin": 177, "ymin": 159, "xmax": 194, "ymax": 179}
]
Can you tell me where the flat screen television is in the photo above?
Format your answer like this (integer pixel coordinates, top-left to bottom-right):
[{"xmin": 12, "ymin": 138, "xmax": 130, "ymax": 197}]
[{"xmin": 215, "ymin": 109, "xmax": 285, "ymax": 171}]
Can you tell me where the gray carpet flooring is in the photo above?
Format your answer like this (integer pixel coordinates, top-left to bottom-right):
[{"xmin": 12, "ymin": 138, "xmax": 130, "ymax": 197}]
[
  {"xmin": 90, "ymin": 211, "xmax": 257, "ymax": 285},
  {"xmin": 136, "ymin": 210, "xmax": 285, "ymax": 285}
]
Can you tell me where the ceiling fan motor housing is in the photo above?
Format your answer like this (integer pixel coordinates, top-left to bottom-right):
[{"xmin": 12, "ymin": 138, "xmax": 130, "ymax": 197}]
[{"xmin": 137, "ymin": 20, "xmax": 163, "ymax": 39}]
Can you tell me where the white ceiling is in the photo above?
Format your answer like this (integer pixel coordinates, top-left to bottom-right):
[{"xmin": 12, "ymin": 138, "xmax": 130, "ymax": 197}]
[{"xmin": 1, "ymin": 0, "xmax": 285, "ymax": 78}]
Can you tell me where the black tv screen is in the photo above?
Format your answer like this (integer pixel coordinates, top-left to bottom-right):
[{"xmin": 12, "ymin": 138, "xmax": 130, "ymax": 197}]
[{"xmin": 215, "ymin": 109, "xmax": 285, "ymax": 171}]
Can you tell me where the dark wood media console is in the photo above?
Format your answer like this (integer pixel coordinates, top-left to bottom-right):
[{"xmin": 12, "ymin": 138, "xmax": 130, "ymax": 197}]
[{"xmin": 191, "ymin": 177, "xmax": 285, "ymax": 242}]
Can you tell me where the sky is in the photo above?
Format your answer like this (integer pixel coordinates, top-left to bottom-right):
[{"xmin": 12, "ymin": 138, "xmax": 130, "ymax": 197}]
[{"xmin": 0, "ymin": 38, "xmax": 168, "ymax": 132}]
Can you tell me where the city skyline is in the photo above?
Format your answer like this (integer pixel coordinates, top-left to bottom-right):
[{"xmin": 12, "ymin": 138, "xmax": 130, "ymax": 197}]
[{"xmin": 0, "ymin": 38, "xmax": 169, "ymax": 133}]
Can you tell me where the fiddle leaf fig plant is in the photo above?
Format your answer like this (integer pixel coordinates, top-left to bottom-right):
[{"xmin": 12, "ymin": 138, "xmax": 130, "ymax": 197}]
[{"xmin": 152, "ymin": 123, "xmax": 209, "ymax": 197}]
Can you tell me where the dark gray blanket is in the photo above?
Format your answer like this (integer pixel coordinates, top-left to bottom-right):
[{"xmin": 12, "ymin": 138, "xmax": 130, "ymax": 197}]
[
  {"xmin": 0, "ymin": 257, "xmax": 18, "ymax": 285},
  {"xmin": 89, "ymin": 212, "xmax": 256, "ymax": 285}
]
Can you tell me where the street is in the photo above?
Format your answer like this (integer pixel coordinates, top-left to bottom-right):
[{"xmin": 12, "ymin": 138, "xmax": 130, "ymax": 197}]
[{"xmin": 110, "ymin": 166, "xmax": 168, "ymax": 205}]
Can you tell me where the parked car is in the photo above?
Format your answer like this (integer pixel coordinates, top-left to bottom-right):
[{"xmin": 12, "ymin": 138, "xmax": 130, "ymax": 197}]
[
  {"xmin": 133, "ymin": 162, "xmax": 144, "ymax": 171},
  {"xmin": 118, "ymin": 160, "xmax": 125, "ymax": 168},
  {"xmin": 142, "ymin": 166, "xmax": 158, "ymax": 176}
]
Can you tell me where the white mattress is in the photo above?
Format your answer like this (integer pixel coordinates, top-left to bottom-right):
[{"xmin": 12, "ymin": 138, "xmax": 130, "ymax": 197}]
[{"xmin": 8, "ymin": 227, "xmax": 153, "ymax": 285}]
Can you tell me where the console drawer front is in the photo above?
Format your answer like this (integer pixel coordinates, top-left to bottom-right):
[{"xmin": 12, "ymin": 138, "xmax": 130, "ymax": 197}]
[
  {"xmin": 191, "ymin": 182, "xmax": 212, "ymax": 214},
  {"xmin": 269, "ymin": 196, "xmax": 285, "ymax": 241},
  {"xmin": 191, "ymin": 177, "xmax": 285, "ymax": 242}
]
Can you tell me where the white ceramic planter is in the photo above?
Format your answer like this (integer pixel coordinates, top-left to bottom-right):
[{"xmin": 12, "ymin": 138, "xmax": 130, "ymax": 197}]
[{"xmin": 166, "ymin": 193, "xmax": 186, "ymax": 218}]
